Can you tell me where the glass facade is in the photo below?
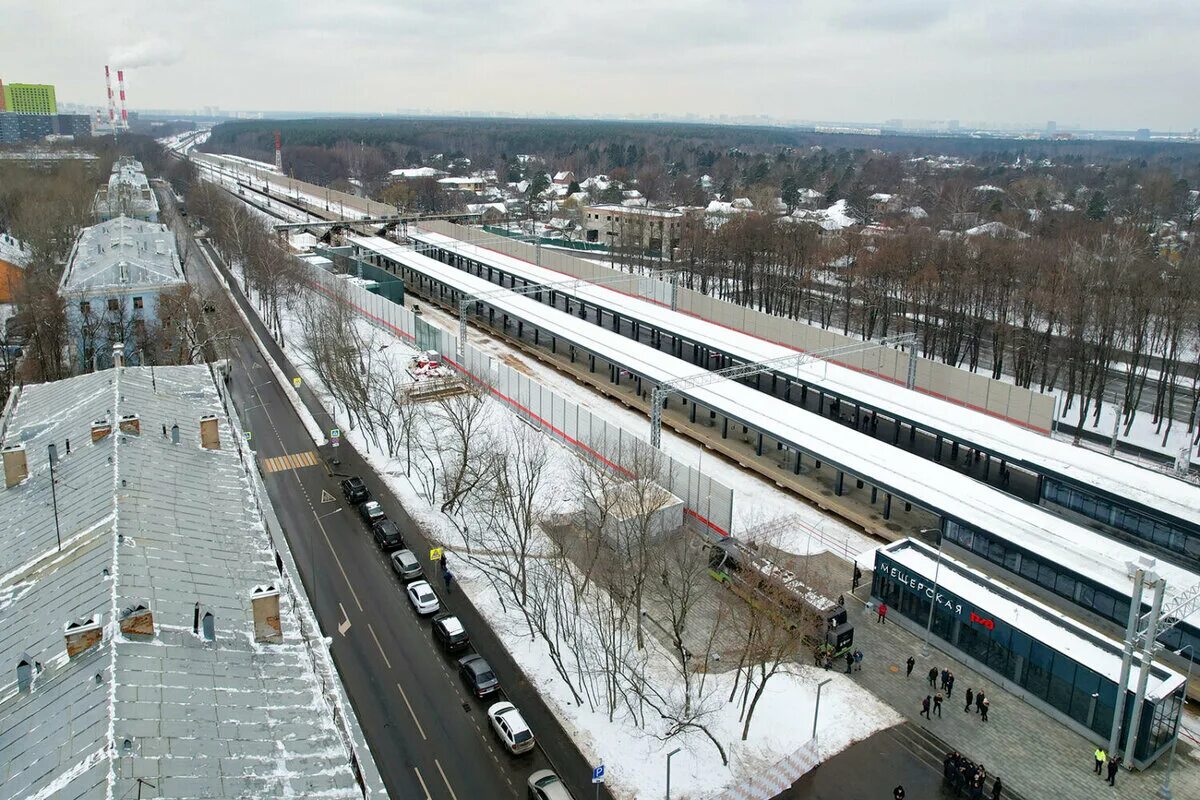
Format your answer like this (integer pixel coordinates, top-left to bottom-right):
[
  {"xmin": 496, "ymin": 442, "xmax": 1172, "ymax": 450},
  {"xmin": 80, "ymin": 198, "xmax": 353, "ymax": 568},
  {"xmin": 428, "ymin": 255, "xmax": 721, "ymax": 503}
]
[
  {"xmin": 1041, "ymin": 477, "xmax": 1200, "ymax": 562},
  {"xmin": 873, "ymin": 547, "xmax": 1183, "ymax": 764},
  {"xmin": 941, "ymin": 518, "xmax": 1200, "ymax": 666}
]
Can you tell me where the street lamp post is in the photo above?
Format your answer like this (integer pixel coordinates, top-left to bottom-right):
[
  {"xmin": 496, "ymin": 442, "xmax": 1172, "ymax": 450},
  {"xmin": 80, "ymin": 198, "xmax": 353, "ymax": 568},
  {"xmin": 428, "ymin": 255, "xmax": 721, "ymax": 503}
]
[
  {"xmin": 665, "ymin": 747, "xmax": 681, "ymax": 800},
  {"xmin": 1158, "ymin": 645, "xmax": 1193, "ymax": 799},
  {"xmin": 920, "ymin": 528, "xmax": 943, "ymax": 657},
  {"xmin": 812, "ymin": 678, "xmax": 833, "ymax": 739}
]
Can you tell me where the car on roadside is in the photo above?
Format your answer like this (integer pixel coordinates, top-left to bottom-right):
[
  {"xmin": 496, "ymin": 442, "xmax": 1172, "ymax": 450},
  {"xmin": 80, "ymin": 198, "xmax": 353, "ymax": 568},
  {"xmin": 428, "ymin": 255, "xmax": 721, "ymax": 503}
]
[
  {"xmin": 340, "ymin": 476, "xmax": 369, "ymax": 504},
  {"xmin": 431, "ymin": 613, "xmax": 470, "ymax": 653},
  {"xmin": 406, "ymin": 580, "xmax": 440, "ymax": 615},
  {"xmin": 458, "ymin": 653, "xmax": 499, "ymax": 698},
  {"xmin": 390, "ymin": 549, "xmax": 422, "ymax": 581},
  {"xmin": 487, "ymin": 701, "xmax": 536, "ymax": 755},
  {"xmin": 372, "ymin": 519, "xmax": 404, "ymax": 551},
  {"xmin": 358, "ymin": 500, "xmax": 385, "ymax": 525},
  {"xmin": 527, "ymin": 770, "xmax": 574, "ymax": 800}
]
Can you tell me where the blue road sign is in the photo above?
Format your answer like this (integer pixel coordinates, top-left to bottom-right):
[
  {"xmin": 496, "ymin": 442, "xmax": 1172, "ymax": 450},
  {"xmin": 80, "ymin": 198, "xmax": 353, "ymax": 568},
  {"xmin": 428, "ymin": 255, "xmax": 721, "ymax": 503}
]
[{"xmin": 592, "ymin": 764, "xmax": 605, "ymax": 784}]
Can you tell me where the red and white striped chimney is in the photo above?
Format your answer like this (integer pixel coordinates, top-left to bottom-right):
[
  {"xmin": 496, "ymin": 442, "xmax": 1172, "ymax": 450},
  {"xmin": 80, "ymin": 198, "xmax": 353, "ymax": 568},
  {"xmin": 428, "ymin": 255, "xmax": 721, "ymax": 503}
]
[
  {"xmin": 117, "ymin": 69, "xmax": 129, "ymax": 128},
  {"xmin": 104, "ymin": 66, "xmax": 116, "ymax": 127},
  {"xmin": 274, "ymin": 131, "xmax": 282, "ymax": 172}
]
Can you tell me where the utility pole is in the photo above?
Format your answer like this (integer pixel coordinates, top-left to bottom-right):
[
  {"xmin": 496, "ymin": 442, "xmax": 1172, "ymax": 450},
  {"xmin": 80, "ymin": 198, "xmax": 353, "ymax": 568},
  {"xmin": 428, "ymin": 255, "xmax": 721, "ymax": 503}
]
[
  {"xmin": 1123, "ymin": 576, "xmax": 1167, "ymax": 764},
  {"xmin": 1108, "ymin": 563, "xmax": 1149, "ymax": 755}
]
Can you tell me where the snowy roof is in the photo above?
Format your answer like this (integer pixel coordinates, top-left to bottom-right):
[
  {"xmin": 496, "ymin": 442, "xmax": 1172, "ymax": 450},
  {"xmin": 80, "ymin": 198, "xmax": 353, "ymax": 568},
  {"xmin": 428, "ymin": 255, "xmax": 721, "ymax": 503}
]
[
  {"xmin": 94, "ymin": 158, "xmax": 160, "ymax": 220},
  {"xmin": 0, "ymin": 366, "xmax": 381, "ymax": 800},
  {"xmin": 973, "ymin": 184, "xmax": 1004, "ymax": 193},
  {"xmin": 465, "ymin": 202, "xmax": 508, "ymax": 215},
  {"xmin": 868, "ymin": 193, "xmax": 894, "ymax": 202},
  {"xmin": 60, "ymin": 217, "xmax": 185, "ymax": 295},
  {"xmin": 905, "ymin": 206, "xmax": 928, "ymax": 219},
  {"xmin": 389, "ymin": 167, "xmax": 446, "ymax": 179},
  {"xmin": 553, "ymin": 171, "xmax": 573, "ymax": 182},
  {"xmin": 880, "ymin": 539, "xmax": 1185, "ymax": 700},
  {"xmin": 397, "ymin": 228, "xmax": 1200, "ymax": 622},
  {"xmin": 964, "ymin": 221, "xmax": 1030, "ymax": 239},
  {"xmin": 587, "ymin": 204, "xmax": 682, "ymax": 219},
  {"xmin": 0, "ymin": 232, "xmax": 31, "ymax": 268},
  {"xmin": 788, "ymin": 200, "xmax": 858, "ymax": 231}
]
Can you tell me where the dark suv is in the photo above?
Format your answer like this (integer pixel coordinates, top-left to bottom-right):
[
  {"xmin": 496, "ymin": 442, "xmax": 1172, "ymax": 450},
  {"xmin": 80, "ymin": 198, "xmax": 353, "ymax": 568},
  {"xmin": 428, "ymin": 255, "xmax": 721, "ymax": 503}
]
[
  {"xmin": 372, "ymin": 519, "xmax": 404, "ymax": 551},
  {"xmin": 458, "ymin": 654, "xmax": 499, "ymax": 698},
  {"xmin": 340, "ymin": 477, "xmax": 369, "ymax": 504},
  {"xmin": 432, "ymin": 614, "xmax": 470, "ymax": 653}
]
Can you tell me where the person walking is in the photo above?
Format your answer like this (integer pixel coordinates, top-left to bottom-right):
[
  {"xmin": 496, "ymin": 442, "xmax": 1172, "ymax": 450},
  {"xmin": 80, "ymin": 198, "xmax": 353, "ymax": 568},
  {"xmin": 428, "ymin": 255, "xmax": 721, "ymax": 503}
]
[
  {"xmin": 940, "ymin": 669, "xmax": 950, "ymax": 691},
  {"xmin": 921, "ymin": 695, "xmax": 931, "ymax": 720},
  {"xmin": 933, "ymin": 692, "xmax": 943, "ymax": 717},
  {"xmin": 906, "ymin": 655, "xmax": 916, "ymax": 677},
  {"xmin": 1106, "ymin": 754, "xmax": 1120, "ymax": 786},
  {"xmin": 928, "ymin": 667, "xmax": 938, "ymax": 689},
  {"xmin": 845, "ymin": 651, "xmax": 855, "ymax": 674},
  {"xmin": 975, "ymin": 689, "xmax": 986, "ymax": 714},
  {"xmin": 991, "ymin": 776, "xmax": 1003, "ymax": 800},
  {"xmin": 964, "ymin": 687, "xmax": 975, "ymax": 713},
  {"xmin": 853, "ymin": 649, "xmax": 863, "ymax": 672},
  {"xmin": 443, "ymin": 569, "xmax": 454, "ymax": 594},
  {"xmin": 853, "ymin": 563, "xmax": 863, "ymax": 590},
  {"xmin": 980, "ymin": 698, "xmax": 989, "ymax": 722},
  {"xmin": 892, "ymin": 786, "xmax": 905, "ymax": 800},
  {"xmin": 1093, "ymin": 747, "xmax": 1107, "ymax": 775},
  {"xmin": 877, "ymin": 602, "xmax": 888, "ymax": 623},
  {"xmin": 946, "ymin": 671, "xmax": 955, "ymax": 698}
]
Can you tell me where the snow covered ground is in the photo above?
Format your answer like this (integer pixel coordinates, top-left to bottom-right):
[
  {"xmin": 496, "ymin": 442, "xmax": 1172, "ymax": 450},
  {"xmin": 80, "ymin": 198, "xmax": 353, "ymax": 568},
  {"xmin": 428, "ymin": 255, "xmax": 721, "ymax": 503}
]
[{"xmin": 245, "ymin": 272, "xmax": 901, "ymax": 799}]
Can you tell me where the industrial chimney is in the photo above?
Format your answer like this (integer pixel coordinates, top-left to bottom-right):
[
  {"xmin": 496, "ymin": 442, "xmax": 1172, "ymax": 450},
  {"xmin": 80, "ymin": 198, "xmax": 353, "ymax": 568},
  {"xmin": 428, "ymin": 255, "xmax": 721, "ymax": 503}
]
[
  {"xmin": 274, "ymin": 131, "xmax": 282, "ymax": 172},
  {"xmin": 104, "ymin": 66, "xmax": 116, "ymax": 129},
  {"xmin": 117, "ymin": 69, "xmax": 129, "ymax": 129}
]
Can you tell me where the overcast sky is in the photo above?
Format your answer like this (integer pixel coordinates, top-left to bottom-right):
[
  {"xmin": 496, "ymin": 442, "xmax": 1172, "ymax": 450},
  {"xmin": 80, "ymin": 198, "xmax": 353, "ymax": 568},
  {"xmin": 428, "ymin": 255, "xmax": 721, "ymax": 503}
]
[{"xmin": 3, "ymin": 1, "xmax": 1197, "ymax": 130}]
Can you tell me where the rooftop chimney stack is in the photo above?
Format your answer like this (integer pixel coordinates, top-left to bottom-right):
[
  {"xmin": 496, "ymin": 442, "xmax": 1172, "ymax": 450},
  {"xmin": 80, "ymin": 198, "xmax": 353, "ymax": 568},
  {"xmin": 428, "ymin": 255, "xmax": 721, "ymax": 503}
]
[
  {"xmin": 199, "ymin": 415, "xmax": 220, "ymax": 450},
  {"xmin": 117, "ymin": 69, "xmax": 129, "ymax": 129},
  {"xmin": 118, "ymin": 603, "xmax": 154, "ymax": 637},
  {"xmin": 118, "ymin": 414, "xmax": 140, "ymax": 435},
  {"xmin": 91, "ymin": 418, "xmax": 112, "ymax": 443},
  {"xmin": 112, "ymin": 342, "xmax": 125, "ymax": 368},
  {"xmin": 104, "ymin": 66, "xmax": 116, "ymax": 129},
  {"xmin": 64, "ymin": 616, "xmax": 103, "ymax": 658},
  {"xmin": 3, "ymin": 444, "xmax": 28, "ymax": 488},
  {"xmin": 251, "ymin": 585, "xmax": 282, "ymax": 644}
]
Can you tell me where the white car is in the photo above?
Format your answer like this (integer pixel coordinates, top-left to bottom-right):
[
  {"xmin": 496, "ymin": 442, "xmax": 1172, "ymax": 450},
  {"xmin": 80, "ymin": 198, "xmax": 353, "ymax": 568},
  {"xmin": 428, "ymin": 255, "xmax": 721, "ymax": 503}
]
[
  {"xmin": 487, "ymin": 701, "xmax": 535, "ymax": 754},
  {"xmin": 405, "ymin": 580, "xmax": 440, "ymax": 615}
]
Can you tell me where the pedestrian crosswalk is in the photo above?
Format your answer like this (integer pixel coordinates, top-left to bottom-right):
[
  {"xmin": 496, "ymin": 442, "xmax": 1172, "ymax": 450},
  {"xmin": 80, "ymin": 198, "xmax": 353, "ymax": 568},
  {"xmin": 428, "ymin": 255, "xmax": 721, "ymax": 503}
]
[{"xmin": 262, "ymin": 451, "xmax": 321, "ymax": 473}]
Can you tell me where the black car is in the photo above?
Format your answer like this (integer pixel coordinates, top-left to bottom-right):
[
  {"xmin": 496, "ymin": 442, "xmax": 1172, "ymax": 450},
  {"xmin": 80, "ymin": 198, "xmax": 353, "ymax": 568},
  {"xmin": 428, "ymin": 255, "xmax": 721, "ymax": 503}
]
[
  {"xmin": 340, "ymin": 477, "xmax": 369, "ymax": 504},
  {"xmin": 432, "ymin": 614, "xmax": 470, "ymax": 653},
  {"xmin": 458, "ymin": 654, "xmax": 499, "ymax": 698},
  {"xmin": 358, "ymin": 500, "xmax": 386, "ymax": 525},
  {"xmin": 372, "ymin": 519, "xmax": 404, "ymax": 551}
]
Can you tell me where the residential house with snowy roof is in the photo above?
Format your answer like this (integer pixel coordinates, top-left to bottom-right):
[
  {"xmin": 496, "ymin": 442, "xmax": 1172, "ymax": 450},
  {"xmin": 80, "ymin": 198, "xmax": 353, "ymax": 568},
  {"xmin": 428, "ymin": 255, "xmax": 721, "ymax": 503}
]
[
  {"xmin": 0, "ymin": 231, "xmax": 29, "ymax": 304},
  {"xmin": 59, "ymin": 216, "xmax": 186, "ymax": 369},
  {"xmin": 0, "ymin": 363, "xmax": 387, "ymax": 800},
  {"xmin": 93, "ymin": 157, "xmax": 159, "ymax": 223}
]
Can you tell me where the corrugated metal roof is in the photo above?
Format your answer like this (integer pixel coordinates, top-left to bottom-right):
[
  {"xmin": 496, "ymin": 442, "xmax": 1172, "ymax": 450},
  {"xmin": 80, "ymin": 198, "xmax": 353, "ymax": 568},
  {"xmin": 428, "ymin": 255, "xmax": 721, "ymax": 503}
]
[
  {"xmin": 0, "ymin": 366, "xmax": 373, "ymax": 799},
  {"xmin": 93, "ymin": 158, "xmax": 160, "ymax": 221},
  {"xmin": 60, "ymin": 217, "xmax": 184, "ymax": 294}
]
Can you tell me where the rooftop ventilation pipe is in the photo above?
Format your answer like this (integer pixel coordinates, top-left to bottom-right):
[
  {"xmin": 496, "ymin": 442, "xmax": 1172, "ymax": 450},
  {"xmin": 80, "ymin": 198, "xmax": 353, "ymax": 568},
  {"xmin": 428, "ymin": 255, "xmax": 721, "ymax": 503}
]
[
  {"xmin": 118, "ymin": 414, "xmax": 140, "ymax": 435},
  {"xmin": 118, "ymin": 602, "xmax": 153, "ymax": 637},
  {"xmin": 91, "ymin": 418, "xmax": 112, "ymax": 443}
]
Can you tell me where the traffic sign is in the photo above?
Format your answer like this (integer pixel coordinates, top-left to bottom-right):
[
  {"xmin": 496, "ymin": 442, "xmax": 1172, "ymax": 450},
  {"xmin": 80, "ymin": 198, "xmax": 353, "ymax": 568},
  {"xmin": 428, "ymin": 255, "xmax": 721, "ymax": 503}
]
[
  {"xmin": 592, "ymin": 764, "xmax": 605, "ymax": 784},
  {"xmin": 292, "ymin": 377, "xmax": 302, "ymax": 388},
  {"xmin": 429, "ymin": 547, "xmax": 443, "ymax": 561},
  {"xmin": 330, "ymin": 428, "xmax": 341, "ymax": 438},
  {"xmin": 244, "ymin": 431, "xmax": 252, "ymax": 441}
]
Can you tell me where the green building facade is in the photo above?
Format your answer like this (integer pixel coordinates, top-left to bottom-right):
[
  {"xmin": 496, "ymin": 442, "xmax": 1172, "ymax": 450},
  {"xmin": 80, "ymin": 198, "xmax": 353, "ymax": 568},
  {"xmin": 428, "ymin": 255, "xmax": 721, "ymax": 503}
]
[{"xmin": 3, "ymin": 83, "xmax": 57, "ymax": 115}]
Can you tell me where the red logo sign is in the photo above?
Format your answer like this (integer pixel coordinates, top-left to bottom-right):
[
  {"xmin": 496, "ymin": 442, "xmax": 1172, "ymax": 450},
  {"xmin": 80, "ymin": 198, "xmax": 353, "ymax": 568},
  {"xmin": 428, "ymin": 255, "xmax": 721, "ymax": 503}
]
[{"xmin": 970, "ymin": 612, "xmax": 995, "ymax": 631}]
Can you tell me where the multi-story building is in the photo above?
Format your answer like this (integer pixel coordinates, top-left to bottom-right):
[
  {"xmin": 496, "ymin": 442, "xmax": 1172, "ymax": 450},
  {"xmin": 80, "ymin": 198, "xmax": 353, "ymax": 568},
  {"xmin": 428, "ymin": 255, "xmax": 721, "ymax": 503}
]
[
  {"xmin": 0, "ymin": 112, "xmax": 54, "ymax": 144},
  {"xmin": 0, "ymin": 363, "xmax": 387, "ymax": 800},
  {"xmin": 93, "ymin": 157, "xmax": 160, "ymax": 222},
  {"xmin": 583, "ymin": 203, "xmax": 686, "ymax": 256},
  {"xmin": 1, "ymin": 82, "xmax": 57, "ymax": 114},
  {"xmin": 54, "ymin": 113, "xmax": 91, "ymax": 138},
  {"xmin": 59, "ymin": 216, "xmax": 186, "ymax": 369}
]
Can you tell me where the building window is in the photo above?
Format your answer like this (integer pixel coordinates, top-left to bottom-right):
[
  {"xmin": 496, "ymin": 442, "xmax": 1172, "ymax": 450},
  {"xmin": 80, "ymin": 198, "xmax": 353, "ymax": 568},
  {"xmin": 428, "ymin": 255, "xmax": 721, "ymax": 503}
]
[
  {"xmin": 107, "ymin": 298, "xmax": 119, "ymax": 312},
  {"xmin": 133, "ymin": 297, "xmax": 143, "ymax": 310}
]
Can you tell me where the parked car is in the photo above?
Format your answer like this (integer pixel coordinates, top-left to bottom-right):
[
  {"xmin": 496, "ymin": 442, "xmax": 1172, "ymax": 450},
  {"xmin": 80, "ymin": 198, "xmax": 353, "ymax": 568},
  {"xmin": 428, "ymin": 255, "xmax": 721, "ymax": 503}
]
[
  {"xmin": 372, "ymin": 519, "xmax": 404, "ymax": 551},
  {"xmin": 406, "ymin": 580, "xmax": 440, "ymax": 615},
  {"xmin": 487, "ymin": 701, "xmax": 535, "ymax": 754},
  {"xmin": 527, "ymin": 770, "xmax": 574, "ymax": 800},
  {"xmin": 390, "ymin": 549, "xmax": 422, "ymax": 581},
  {"xmin": 458, "ymin": 653, "xmax": 499, "ymax": 698},
  {"xmin": 432, "ymin": 613, "xmax": 470, "ymax": 653},
  {"xmin": 358, "ymin": 500, "xmax": 385, "ymax": 525},
  {"xmin": 340, "ymin": 476, "xmax": 369, "ymax": 504}
]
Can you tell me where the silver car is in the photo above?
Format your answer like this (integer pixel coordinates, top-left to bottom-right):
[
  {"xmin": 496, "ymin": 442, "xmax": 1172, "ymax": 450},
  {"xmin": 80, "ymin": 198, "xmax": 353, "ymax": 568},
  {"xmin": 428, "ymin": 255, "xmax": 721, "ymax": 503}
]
[
  {"xmin": 527, "ymin": 770, "xmax": 574, "ymax": 800},
  {"xmin": 390, "ymin": 549, "xmax": 422, "ymax": 581}
]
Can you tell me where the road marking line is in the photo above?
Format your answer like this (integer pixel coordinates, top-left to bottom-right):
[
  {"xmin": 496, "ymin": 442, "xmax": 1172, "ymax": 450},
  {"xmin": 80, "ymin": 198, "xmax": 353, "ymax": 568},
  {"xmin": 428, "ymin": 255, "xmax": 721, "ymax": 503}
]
[
  {"xmin": 367, "ymin": 623, "xmax": 392, "ymax": 669},
  {"xmin": 434, "ymin": 759, "xmax": 458, "ymax": 800},
  {"xmin": 412, "ymin": 767, "xmax": 432, "ymax": 800},
  {"xmin": 337, "ymin": 603, "xmax": 352, "ymax": 636},
  {"xmin": 262, "ymin": 450, "xmax": 321, "ymax": 473},
  {"xmin": 313, "ymin": 508, "xmax": 363, "ymax": 611},
  {"xmin": 396, "ymin": 682, "xmax": 427, "ymax": 741}
]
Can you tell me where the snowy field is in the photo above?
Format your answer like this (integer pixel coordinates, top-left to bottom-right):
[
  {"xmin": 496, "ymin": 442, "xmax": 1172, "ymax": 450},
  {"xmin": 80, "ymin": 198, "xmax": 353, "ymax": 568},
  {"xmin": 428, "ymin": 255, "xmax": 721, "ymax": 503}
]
[{"xmin": 238, "ymin": 268, "xmax": 901, "ymax": 799}]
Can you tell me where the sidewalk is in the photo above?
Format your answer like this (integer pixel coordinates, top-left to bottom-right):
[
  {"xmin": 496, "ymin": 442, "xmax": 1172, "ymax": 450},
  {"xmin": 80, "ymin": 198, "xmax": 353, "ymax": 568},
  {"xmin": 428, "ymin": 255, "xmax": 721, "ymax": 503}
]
[{"xmin": 839, "ymin": 567, "xmax": 1200, "ymax": 800}]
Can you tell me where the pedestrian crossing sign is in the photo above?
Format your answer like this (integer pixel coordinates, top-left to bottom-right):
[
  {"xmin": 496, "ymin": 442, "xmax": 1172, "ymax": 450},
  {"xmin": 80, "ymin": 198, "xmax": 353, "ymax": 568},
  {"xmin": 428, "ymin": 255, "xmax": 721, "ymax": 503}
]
[
  {"xmin": 430, "ymin": 547, "xmax": 443, "ymax": 561},
  {"xmin": 292, "ymin": 377, "xmax": 302, "ymax": 388}
]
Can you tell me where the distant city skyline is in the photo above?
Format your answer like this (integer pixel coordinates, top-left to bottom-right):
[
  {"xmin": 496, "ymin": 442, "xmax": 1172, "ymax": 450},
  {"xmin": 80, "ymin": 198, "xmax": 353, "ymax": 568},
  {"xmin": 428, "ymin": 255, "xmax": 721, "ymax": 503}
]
[{"xmin": 4, "ymin": 1, "xmax": 1198, "ymax": 132}]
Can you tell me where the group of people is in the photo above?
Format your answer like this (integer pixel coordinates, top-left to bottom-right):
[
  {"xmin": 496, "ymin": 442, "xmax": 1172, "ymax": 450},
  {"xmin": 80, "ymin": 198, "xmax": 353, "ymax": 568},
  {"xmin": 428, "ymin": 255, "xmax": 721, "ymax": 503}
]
[
  {"xmin": 1093, "ymin": 747, "xmax": 1122, "ymax": 786},
  {"xmin": 943, "ymin": 751, "xmax": 1002, "ymax": 799}
]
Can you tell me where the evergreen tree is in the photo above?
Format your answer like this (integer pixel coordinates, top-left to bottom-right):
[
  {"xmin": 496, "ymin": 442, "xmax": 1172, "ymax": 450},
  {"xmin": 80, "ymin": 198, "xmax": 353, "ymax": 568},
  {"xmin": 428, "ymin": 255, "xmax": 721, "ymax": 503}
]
[
  {"xmin": 781, "ymin": 175, "xmax": 800, "ymax": 212},
  {"xmin": 1086, "ymin": 190, "xmax": 1108, "ymax": 220},
  {"xmin": 825, "ymin": 182, "xmax": 840, "ymax": 203}
]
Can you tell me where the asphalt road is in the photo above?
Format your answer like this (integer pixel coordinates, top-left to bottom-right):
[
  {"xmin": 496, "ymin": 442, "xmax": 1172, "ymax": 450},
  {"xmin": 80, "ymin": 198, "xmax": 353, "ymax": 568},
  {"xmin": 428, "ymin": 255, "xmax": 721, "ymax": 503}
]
[{"xmin": 159, "ymin": 192, "xmax": 614, "ymax": 800}]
